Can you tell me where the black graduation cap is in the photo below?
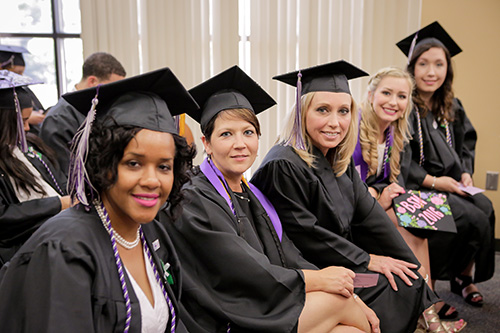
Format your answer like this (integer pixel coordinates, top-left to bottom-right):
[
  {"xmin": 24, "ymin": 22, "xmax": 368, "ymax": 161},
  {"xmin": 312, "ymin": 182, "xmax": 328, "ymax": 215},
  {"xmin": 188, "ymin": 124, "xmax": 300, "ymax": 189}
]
[
  {"xmin": 0, "ymin": 45, "xmax": 29, "ymax": 68},
  {"xmin": 65, "ymin": 67, "xmax": 198, "ymax": 206},
  {"xmin": 396, "ymin": 21, "xmax": 462, "ymax": 58},
  {"xmin": 0, "ymin": 70, "xmax": 42, "ymax": 152},
  {"xmin": 188, "ymin": 65, "xmax": 276, "ymax": 132},
  {"xmin": 0, "ymin": 86, "xmax": 31, "ymax": 109},
  {"xmin": 273, "ymin": 59, "xmax": 368, "ymax": 95},
  {"xmin": 0, "ymin": 70, "xmax": 43, "ymax": 108},
  {"xmin": 272, "ymin": 60, "xmax": 368, "ymax": 150},
  {"xmin": 62, "ymin": 67, "xmax": 199, "ymax": 135}
]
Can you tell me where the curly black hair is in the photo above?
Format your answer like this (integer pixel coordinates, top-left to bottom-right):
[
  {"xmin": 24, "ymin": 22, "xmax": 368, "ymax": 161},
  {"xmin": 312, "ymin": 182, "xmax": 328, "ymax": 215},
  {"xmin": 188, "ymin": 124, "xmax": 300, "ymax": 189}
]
[{"xmin": 75, "ymin": 117, "xmax": 195, "ymax": 220}]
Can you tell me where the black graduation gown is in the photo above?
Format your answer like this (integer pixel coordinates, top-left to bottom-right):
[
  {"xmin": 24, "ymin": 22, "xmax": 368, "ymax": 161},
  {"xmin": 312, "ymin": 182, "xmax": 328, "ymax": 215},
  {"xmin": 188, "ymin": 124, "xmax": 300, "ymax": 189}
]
[
  {"xmin": 161, "ymin": 168, "xmax": 317, "ymax": 333},
  {"xmin": 354, "ymin": 143, "xmax": 434, "ymax": 239},
  {"xmin": 40, "ymin": 97, "xmax": 86, "ymax": 176},
  {"xmin": 405, "ymin": 98, "xmax": 495, "ymax": 282},
  {"xmin": 0, "ymin": 144, "xmax": 67, "ymax": 266},
  {"xmin": 26, "ymin": 86, "xmax": 45, "ymax": 136},
  {"xmin": 251, "ymin": 145, "xmax": 438, "ymax": 333},
  {"xmin": 0, "ymin": 205, "xmax": 183, "ymax": 333},
  {"xmin": 360, "ymin": 148, "xmax": 411, "ymax": 194}
]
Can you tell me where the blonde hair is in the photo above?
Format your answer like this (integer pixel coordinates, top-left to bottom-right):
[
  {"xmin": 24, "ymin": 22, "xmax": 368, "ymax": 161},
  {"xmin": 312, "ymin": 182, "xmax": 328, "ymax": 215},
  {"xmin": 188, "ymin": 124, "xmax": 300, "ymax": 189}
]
[
  {"xmin": 278, "ymin": 91, "xmax": 359, "ymax": 176},
  {"xmin": 359, "ymin": 67, "xmax": 414, "ymax": 182}
]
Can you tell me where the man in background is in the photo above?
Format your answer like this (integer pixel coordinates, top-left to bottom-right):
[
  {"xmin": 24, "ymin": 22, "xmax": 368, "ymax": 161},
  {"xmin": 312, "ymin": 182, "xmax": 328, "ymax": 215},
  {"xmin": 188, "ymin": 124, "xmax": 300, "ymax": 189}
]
[{"xmin": 40, "ymin": 52, "xmax": 126, "ymax": 176}]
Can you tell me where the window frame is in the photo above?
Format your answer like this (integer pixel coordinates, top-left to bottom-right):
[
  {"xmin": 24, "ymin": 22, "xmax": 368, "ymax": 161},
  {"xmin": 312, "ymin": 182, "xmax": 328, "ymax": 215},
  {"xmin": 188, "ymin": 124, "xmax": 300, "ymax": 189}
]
[{"xmin": 0, "ymin": 0, "xmax": 81, "ymax": 98}]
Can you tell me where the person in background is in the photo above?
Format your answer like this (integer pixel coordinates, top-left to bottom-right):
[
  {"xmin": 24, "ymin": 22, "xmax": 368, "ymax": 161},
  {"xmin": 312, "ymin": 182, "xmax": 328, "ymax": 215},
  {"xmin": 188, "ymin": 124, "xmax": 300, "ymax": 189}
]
[
  {"xmin": 40, "ymin": 52, "xmax": 126, "ymax": 176},
  {"xmin": 163, "ymin": 66, "xmax": 377, "ymax": 333},
  {"xmin": 0, "ymin": 45, "xmax": 29, "ymax": 75},
  {"xmin": 0, "ymin": 70, "xmax": 70, "ymax": 267},
  {"xmin": 353, "ymin": 66, "xmax": 466, "ymax": 331},
  {"xmin": 0, "ymin": 44, "xmax": 46, "ymax": 133},
  {"xmin": 251, "ymin": 60, "xmax": 445, "ymax": 333},
  {"xmin": 0, "ymin": 67, "xmax": 197, "ymax": 332},
  {"xmin": 397, "ymin": 21, "xmax": 495, "ymax": 309}
]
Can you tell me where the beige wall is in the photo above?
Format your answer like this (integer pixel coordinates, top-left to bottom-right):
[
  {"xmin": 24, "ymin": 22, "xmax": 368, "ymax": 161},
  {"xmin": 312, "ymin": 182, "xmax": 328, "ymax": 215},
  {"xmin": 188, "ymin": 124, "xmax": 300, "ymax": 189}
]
[{"xmin": 421, "ymin": 0, "xmax": 500, "ymax": 238}]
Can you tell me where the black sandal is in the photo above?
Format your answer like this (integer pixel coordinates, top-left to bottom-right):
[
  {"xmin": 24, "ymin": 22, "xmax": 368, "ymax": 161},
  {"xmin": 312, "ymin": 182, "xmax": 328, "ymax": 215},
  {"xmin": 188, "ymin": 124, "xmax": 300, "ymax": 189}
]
[
  {"xmin": 450, "ymin": 275, "xmax": 484, "ymax": 307},
  {"xmin": 437, "ymin": 302, "xmax": 459, "ymax": 320}
]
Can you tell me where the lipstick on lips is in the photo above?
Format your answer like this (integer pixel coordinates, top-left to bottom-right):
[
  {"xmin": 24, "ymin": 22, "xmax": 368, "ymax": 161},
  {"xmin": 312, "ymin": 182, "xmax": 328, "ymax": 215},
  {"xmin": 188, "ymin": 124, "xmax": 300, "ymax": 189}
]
[{"xmin": 132, "ymin": 193, "xmax": 159, "ymax": 207}]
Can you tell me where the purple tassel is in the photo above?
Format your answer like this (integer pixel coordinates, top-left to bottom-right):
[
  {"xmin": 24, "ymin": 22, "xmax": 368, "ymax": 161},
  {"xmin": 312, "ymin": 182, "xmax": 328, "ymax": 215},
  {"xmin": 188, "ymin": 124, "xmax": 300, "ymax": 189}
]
[
  {"xmin": 284, "ymin": 71, "xmax": 306, "ymax": 150},
  {"xmin": 68, "ymin": 87, "xmax": 100, "ymax": 206},
  {"xmin": 407, "ymin": 32, "xmax": 419, "ymax": 64},
  {"xmin": 13, "ymin": 88, "xmax": 28, "ymax": 153}
]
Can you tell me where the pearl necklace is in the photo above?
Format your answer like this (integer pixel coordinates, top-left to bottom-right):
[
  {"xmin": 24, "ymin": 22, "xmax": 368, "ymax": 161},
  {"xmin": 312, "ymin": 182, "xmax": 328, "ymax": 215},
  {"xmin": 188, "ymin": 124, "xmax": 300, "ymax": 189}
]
[{"xmin": 94, "ymin": 200, "xmax": 140, "ymax": 250}]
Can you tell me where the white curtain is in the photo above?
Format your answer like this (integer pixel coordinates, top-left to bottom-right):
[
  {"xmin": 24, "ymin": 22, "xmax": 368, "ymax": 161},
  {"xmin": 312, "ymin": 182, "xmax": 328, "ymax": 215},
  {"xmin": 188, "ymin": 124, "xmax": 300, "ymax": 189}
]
[
  {"xmin": 79, "ymin": 0, "xmax": 421, "ymax": 169},
  {"xmin": 80, "ymin": 0, "xmax": 141, "ymax": 76},
  {"xmin": 80, "ymin": 0, "xmax": 239, "ymax": 165},
  {"xmin": 247, "ymin": 0, "xmax": 421, "ymax": 171},
  {"xmin": 140, "ymin": 0, "xmax": 234, "ymax": 164}
]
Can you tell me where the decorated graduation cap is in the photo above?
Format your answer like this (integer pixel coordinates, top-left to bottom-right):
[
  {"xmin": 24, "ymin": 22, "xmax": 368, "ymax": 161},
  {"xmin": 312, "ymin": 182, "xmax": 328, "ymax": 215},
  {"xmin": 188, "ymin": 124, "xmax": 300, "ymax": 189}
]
[
  {"xmin": 0, "ymin": 70, "xmax": 42, "ymax": 153},
  {"xmin": 273, "ymin": 59, "xmax": 368, "ymax": 149},
  {"xmin": 396, "ymin": 21, "xmax": 462, "ymax": 61},
  {"xmin": 0, "ymin": 45, "xmax": 29, "ymax": 68},
  {"xmin": 187, "ymin": 65, "xmax": 276, "ymax": 134},
  {"xmin": 63, "ymin": 67, "xmax": 199, "ymax": 205}
]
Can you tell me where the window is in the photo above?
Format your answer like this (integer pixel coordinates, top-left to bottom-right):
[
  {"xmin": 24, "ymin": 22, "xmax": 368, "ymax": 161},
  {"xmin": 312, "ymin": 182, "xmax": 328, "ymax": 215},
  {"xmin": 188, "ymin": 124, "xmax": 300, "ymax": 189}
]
[{"xmin": 0, "ymin": 0, "xmax": 83, "ymax": 109}]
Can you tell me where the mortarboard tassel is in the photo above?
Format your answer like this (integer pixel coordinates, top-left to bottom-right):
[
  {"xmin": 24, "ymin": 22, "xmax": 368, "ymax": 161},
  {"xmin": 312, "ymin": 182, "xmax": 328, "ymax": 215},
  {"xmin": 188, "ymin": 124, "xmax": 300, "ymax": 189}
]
[
  {"xmin": 173, "ymin": 113, "xmax": 186, "ymax": 136},
  {"xmin": 179, "ymin": 113, "xmax": 186, "ymax": 136},
  {"xmin": 68, "ymin": 86, "xmax": 100, "ymax": 206},
  {"xmin": 285, "ymin": 71, "xmax": 306, "ymax": 150},
  {"xmin": 174, "ymin": 115, "xmax": 180, "ymax": 135},
  {"xmin": 13, "ymin": 88, "xmax": 28, "ymax": 153},
  {"xmin": 407, "ymin": 32, "xmax": 419, "ymax": 64}
]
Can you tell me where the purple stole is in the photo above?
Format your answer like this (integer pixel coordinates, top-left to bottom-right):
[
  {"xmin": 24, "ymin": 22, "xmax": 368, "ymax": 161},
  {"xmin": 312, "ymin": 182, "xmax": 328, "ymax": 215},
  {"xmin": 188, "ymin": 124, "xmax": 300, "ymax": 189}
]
[
  {"xmin": 353, "ymin": 127, "xmax": 393, "ymax": 183},
  {"xmin": 200, "ymin": 158, "xmax": 283, "ymax": 241}
]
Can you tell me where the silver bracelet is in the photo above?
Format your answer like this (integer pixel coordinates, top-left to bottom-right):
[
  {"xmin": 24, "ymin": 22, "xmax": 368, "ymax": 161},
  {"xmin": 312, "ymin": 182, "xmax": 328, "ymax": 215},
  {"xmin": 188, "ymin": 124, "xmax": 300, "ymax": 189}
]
[{"xmin": 431, "ymin": 176, "xmax": 436, "ymax": 190}]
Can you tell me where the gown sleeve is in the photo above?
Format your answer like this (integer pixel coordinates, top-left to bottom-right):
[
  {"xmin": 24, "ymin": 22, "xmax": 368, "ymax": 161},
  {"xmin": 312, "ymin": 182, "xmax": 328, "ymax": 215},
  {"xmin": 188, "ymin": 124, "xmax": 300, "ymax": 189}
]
[
  {"xmin": 367, "ymin": 178, "xmax": 389, "ymax": 194},
  {"xmin": 165, "ymin": 183, "xmax": 305, "ymax": 333},
  {"xmin": 0, "ymin": 190, "xmax": 61, "ymax": 247},
  {"xmin": 453, "ymin": 99, "xmax": 477, "ymax": 175},
  {"xmin": 40, "ymin": 100, "xmax": 83, "ymax": 177},
  {"xmin": 0, "ymin": 240, "xmax": 95, "ymax": 333},
  {"xmin": 347, "ymin": 164, "xmax": 420, "ymax": 264},
  {"xmin": 251, "ymin": 158, "xmax": 372, "ymax": 270},
  {"xmin": 406, "ymin": 109, "xmax": 429, "ymax": 188}
]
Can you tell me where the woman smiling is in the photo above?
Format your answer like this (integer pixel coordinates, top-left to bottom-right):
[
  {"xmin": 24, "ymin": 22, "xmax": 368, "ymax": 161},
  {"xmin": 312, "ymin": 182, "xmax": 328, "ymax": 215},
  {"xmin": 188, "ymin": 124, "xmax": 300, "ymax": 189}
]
[
  {"xmin": 0, "ymin": 68, "xmax": 197, "ymax": 332},
  {"xmin": 163, "ymin": 66, "xmax": 376, "ymax": 333},
  {"xmin": 252, "ymin": 60, "xmax": 438, "ymax": 333},
  {"xmin": 398, "ymin": 21, "xmax": 495, "ymax": 312}
]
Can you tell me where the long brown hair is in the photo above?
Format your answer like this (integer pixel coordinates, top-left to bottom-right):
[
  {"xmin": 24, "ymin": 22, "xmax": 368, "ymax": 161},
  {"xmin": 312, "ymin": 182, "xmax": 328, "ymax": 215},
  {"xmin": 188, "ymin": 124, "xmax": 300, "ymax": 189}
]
[
  {"xmin": 407, "ymin": 38, "xmax": 455, "ymax": 122},
  {"xmin": 0, "ymin": 107, "xmax": 47, "ymax": 196}
]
